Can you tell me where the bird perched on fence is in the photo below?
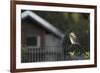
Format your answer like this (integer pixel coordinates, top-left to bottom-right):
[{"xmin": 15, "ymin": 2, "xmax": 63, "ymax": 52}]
[{"xmin": 68, "ymin": 32, "xmax": 82, "ymax": 56}]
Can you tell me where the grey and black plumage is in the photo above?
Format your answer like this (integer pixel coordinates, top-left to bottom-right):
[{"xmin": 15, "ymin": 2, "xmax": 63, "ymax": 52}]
[{"xmin": 68, "ymin": 32, "xmax": 83, "ymax": 56}]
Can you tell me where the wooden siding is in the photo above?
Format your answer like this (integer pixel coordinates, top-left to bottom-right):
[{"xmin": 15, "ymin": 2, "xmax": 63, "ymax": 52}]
[{"xmin": 21, "ymin": 18, "xmax": 45, "ymax": 48}]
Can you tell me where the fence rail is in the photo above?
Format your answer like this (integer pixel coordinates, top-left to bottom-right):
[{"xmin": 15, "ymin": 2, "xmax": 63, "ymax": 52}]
[{"xmin": 21, "ymin": 46, "xmax": 64, "ymax": 63}]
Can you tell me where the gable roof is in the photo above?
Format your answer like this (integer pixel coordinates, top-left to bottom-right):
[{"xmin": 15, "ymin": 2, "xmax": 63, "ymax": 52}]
[{"xmin": 21, "ymin": 11, "xmax": 64, "ymax": 39}]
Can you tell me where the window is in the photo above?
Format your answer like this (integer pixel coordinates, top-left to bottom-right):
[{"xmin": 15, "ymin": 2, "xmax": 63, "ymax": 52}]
[{"xmin": 26, "ymin": 36, "xmax": 40, "ymax": 48}]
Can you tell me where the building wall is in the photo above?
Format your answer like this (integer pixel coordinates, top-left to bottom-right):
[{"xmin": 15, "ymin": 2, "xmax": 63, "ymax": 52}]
[
  {"xmin": 21, "ymin": 17, "xmax": 64, "ymax": 61},
  {"xmin": 44, "ymin": 34, "xmax": 64, "ymax": 61},
  {"xmin": 21, "ymin": 17, "xmax": 63, "ymax": 49},
  {"xmin": 45, "ymin": 34, "xmax": 62, "ymax": 50},
  {"xmin": 21, "ymin": 18, "xmax": 45, "ymax": 48}
]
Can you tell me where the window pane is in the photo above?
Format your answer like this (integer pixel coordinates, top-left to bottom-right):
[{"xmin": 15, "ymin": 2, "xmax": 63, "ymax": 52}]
[{"xmin": 26, "ymin": 37, "xmax": 37, "ymax": 46}]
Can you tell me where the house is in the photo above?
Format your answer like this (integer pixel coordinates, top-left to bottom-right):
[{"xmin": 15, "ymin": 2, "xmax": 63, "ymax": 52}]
[{"xmin": 21, "ymin": 11, "xmax": 64, "ymax": 62}]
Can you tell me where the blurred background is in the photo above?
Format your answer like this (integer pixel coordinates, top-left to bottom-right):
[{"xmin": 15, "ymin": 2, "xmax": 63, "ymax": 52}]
[{"xmin": 34, "ymin": 11, "xmax": 90, "ymax": 50}]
